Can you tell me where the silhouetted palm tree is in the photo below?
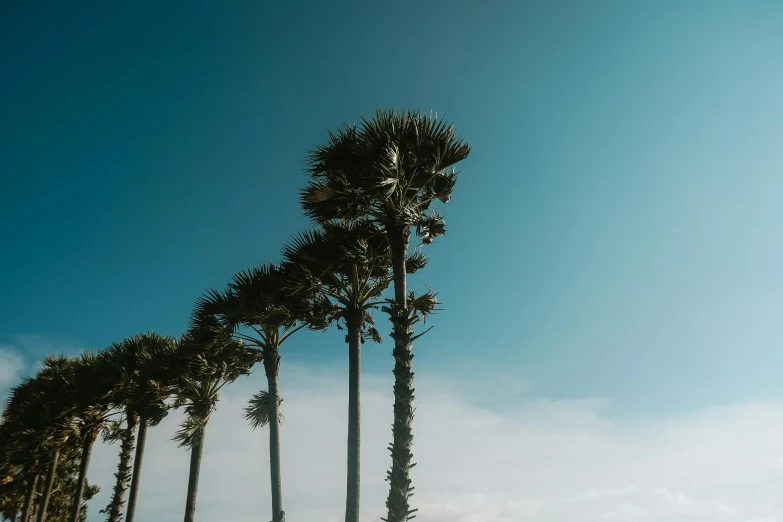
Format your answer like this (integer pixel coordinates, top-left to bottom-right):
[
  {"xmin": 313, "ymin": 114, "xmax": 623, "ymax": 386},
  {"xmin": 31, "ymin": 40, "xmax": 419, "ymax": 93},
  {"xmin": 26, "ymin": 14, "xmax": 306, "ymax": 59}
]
[
  {"xmin": 123, "ymin": 334, "xmax": 178, "ymax": 522},
  {"xmin": 195, "ymin": 263, "xmax": 328, "ymax": 522},
  {"xmin": 302, "ymin": 108, "xmax": 470, "ymax": 522},
  {"xmin": 68, "ymin": 352, "xmax": 116, "ymax": 522},
  {"xmin": 283, "ymin": 220, "xmax": 422, "ymax": 522},
  {"xmin": 174, "ymin": 326, "xmax": 255, "ymax": 522}
]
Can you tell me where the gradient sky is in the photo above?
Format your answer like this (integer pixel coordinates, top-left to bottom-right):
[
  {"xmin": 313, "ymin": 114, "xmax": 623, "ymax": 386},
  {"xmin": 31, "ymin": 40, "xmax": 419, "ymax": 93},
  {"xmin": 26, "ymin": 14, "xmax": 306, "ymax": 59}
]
[{"xmin": 2, "ymin": 2, "xmax": 783, "ymax": 520}]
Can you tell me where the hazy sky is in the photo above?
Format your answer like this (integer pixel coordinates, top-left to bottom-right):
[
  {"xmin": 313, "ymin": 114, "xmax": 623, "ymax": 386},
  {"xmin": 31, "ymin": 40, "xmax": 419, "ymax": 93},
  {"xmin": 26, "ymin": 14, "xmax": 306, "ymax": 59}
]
[{"xmin": 2, "ymin": 1, "xmax": 783, "ymax": 521}]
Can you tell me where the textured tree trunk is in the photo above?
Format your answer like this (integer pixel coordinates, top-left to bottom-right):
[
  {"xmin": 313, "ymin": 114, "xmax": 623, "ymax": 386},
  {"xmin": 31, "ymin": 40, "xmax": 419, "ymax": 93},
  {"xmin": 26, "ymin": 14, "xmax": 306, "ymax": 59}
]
[
  {"xmin": 124, "ymin": 416, "xmax": 147, "ymax": 522},
  {"xmin": 182, "ymin": 427, "xmax": 206, "ymax": 522},
  {"xmin": 384, "ymin": 226, "xmax": 417, "ymax": 522},
  {"xmin": 36, "ymin": 449, "xmax": 59, "ymax": 522},
  {"xmin": 70, "ymin": 431, "xmax": 96, "ymax": 522},
  {"xmin": 344, "ymin": 320, "xmax": 362, "ymax": 522},
  {"xmin": 21, "ymin": 473, "xmax": 39, "ymax": 522},
  {"xmin": 264, "ymin": 346, "xmax": 284, "ymax": 522},
  {"xmin": 105, "ymin": 409, "xmax": 137, "ymax": 522}
]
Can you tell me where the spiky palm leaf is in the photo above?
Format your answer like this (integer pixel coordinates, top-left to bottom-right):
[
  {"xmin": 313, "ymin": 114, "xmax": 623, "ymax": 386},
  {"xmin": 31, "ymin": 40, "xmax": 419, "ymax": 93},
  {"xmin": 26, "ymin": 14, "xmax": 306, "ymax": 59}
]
[{"xmin": 243, "ymin": 391, "xmax": 284, "ymax": 430}]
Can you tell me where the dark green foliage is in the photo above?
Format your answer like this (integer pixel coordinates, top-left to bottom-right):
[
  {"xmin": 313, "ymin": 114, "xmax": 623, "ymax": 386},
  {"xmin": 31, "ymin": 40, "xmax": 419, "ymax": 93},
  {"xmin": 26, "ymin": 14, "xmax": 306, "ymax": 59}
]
[{"xmin": 303, "ymin": 108, "xmax": 469, "ymax": 522}]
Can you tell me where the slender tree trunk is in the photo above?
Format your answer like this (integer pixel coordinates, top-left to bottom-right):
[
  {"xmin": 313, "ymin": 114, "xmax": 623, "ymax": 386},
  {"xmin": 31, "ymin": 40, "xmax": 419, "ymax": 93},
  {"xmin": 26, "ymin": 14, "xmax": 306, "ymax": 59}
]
[
  {"xmin": 264, "ymin": 346, "xmax": 284, "ymax": 522},
  {"xmin": 182, "ymin": 427, "xmax": 206, "ymax": 522},
  {"xmin": 344, "ymin": 320, "xmax": 362, "ymax": 522},
  {"xmin": 105, "ymin": 409, "xmax": 138, "ymax": 522},
  {"xmin": 36, "ymin": 449, "xmax": 59, "ymax": 522},
  {"xmin": 21, "ymin": 473, "xmax": 39, "ymax": 522},
  {"xmin": 124, "ymin": 416, "xmax": 147, "ymax": 522},
  {"xmin": 70, "ymin": 431, "xmax": 96, "ymax": 522},
  {"xmin": 384, "ymin": 226, "xmax": 418, "ymax": 522}
]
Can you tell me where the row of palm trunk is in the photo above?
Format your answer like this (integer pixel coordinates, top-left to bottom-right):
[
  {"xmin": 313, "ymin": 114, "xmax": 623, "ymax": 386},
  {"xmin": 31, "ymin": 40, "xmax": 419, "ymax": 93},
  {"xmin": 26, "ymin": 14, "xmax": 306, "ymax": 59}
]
[{"xmin": 1, "ymin": 108, "xmax": 470, "ymax": 522}]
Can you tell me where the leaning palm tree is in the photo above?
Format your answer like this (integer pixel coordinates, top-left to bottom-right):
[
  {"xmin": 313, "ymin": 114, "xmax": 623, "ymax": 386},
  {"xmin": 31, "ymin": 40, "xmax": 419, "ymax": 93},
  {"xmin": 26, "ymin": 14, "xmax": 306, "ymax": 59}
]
[
  {"xmin": 67, "ymin": 352, "xmax": 116, "ymax": 522},
  {"xmin": 173, "ymin": 326, "xmax": 255, "ymax": 522},
  {"xmin": 195, "ymin": 263, "xmax": 329, "ymax": 522},
  {"xmin": 97, "ymin": 333, "xmax": 175, "ymax": 522},
  {"xmin": 302, "ymin": 108, "xmax": 470, "ymax": 522},
  {"xmin": 123, "ymin": 334, "xmax": 178, "ymax": 522},
  {"xmin": 282, "ymin": 220, "xmax": 412, "ymax": 522},
  {"xmin": 3, "ymin": 356, "xmax": 78, "ymax": 522}
]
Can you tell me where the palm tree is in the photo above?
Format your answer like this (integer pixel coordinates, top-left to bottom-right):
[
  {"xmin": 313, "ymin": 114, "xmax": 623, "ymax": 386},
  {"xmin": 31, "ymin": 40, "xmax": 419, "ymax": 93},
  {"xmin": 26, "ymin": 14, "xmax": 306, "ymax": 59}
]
[
  {"xmin": 67, "ymin": 352, "xmax": 116, "ymax": 522},
  {"xmin": 282, "ymin": 220, "xmax": 417, "ymax": 522},
  {"xmin": 302, "ymin": 108, "xmax": 470, "ymax": 522},
  {"xmin": 195, "ymin": 262, "xmax": 328, "ymax": 522},
  {"xmin": 123, "ymin": 334, "xmax": 178, "ymax": 522},
  {"xmin": 97, "ymin": 333, "xmax": 175, "ymax": 522},
  {"xmin": 173, "ymin": 326, "xmax": 255, "ymax": 522},
  {"xmin": 3, "ymin": 356, "xmax": 78, "ymax": 522}
]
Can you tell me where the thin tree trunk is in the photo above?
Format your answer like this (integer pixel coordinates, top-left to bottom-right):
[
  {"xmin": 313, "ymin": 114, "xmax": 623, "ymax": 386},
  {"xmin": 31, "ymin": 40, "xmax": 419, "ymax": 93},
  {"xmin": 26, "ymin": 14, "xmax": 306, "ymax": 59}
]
[
  {"xmin": 124, "ymin": 416, "xmax": 147, "ymax": 522},
  {"xmin": 21, "ymin": 473, "xmax": 39, "ymax": 522},
  {"xmin": 384, "ymin": 226, "xmax": 418, "ymax": 522},
  {"xmin": 182, "ymin": 427, "xmax": 206, "ymax": 522},
  {"xmin": 264, "ymin": 347, "xmax": 284, "ymax": 522},
  {"xmin": 36, "ymin": 449, "xmax": 59, "ymax": 522},
  {"xmin": 70, "ymin": 431, "xmax": 96, "ymax": 522},
  {"xmin": 105, "ymin": 409, "xmax": 137, "ymax": 522},
  {"xmin": 344, "ymin": 321, "xmax": 362, "ymax": 522}
]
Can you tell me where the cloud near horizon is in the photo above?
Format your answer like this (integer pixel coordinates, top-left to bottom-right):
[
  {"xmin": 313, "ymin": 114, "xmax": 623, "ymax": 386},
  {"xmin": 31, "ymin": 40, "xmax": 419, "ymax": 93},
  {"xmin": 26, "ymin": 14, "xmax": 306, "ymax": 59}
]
[
  {"xmin": 72, "ymin": 363, "xmax": 783, "ymax": 522},
  {"xmin": 1, "ymin": 339, "xmax": 782, "ymax": 522}
]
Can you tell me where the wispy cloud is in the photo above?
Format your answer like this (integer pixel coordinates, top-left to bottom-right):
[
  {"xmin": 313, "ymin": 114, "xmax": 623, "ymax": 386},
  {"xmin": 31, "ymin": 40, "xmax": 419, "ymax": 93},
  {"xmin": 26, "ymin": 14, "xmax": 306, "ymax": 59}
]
[{"xmin": 76, "ymin": 363, "xmax": 783, "ymax": 521}]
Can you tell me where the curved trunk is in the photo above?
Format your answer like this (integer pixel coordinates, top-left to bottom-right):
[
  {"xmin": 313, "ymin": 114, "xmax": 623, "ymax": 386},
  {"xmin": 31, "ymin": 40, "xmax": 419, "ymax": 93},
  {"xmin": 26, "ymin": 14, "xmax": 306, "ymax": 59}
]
[
  {"xmin": 182, "ymin": 426, "xmax": 206, "ymax": 522},
  {"xmin": 105, "ymin": 409, "xmax": 138, "ymax": 522},
  {"xmin": 384, "ymin": 226, "xmax": 418, "ymax": 522},
  {"xmin": 21, "ymin": 473, "xmax": 39, "ymax": 522},
  {"xmin": 36, "ymin": 449, "xmax": 59, "ymax": 522},
  {"xmin": 124, "ymin": 416, "xmax": 148, "ymax": 522},
  {"xmin": 69, "ymin": 431, "xmax": 96, "ymax": 522},
  {"xmin": 264, "ymin": 347, "xmax": 284, "ymax": 522},
  {"xmin": 344, "ymin": 321, "xmax": 362, "ymax": 522}
]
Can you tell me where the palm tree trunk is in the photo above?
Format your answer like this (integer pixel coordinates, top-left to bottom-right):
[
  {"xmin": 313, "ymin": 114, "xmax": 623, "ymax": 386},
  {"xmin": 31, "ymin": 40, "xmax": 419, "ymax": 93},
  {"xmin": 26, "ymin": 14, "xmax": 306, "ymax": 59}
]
[
  {"xmin": 69, "ymin": 431, "xmax": 96, "ymax": 522},
  {"xmin": 182, "ymin": 427, "xmax": 206, "ymax": 522},
  {"xmin": 344, "ymin": 321, "xmax": 362, "ymax": 522},
  {"xmin": 21, "ymin": 473, "xmax": 39, "ymax": 522},
  {"xmin": 36, "ymin": 449, "xmax": 59, "ymax": 522},
  {"xmin": 264, "ymin": 347, "xmax": 284, "ymax": 522},
  {"xmin": 384, "ymin": 225, "xmax": 417, "ymax": 522},
  {"xmin": 105, "ymin": 409, "xmax": 137, "ymax": 522},
  {"xmin": 124, "ymin": 416, "xmax": 147, "ymax": 522}
]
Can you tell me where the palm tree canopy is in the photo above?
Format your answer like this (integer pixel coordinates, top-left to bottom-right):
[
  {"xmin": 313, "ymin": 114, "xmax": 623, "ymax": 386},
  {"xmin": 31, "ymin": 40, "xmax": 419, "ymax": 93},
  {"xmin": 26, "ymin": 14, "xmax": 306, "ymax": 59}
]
[
  {"xmin": 194, "ymin": 262, "xmax": 331, "ymax": 350},
  {"xmin": 282, "ymin": 219, "xmax": 428, "ymax": 340},
  {"xmin": 96, "ymin": 333, "xmax": 178, "ymax": 424},
  {"xmin": 301, "ymin": 108, "xmax": 470, "ymax": 244},
  {"xmin": 172, "ymin": 326, "xmax": 256, "ymax": 448}
]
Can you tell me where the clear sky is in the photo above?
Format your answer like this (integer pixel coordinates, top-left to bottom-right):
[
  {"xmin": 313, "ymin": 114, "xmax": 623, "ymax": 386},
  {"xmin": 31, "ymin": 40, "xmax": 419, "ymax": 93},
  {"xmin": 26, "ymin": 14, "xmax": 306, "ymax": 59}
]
[{"xmin": 2, "ymin": 2, "xmax": 783, "ymax": 521}]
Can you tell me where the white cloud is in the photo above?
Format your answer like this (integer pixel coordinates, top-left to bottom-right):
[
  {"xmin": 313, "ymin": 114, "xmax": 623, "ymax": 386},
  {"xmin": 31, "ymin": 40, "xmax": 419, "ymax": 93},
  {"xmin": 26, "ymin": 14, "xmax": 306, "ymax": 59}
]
[
  {"xmin": 601, "ymin": 503, "xmax": 649, "ymax": 520},
  {"xmin": 652, "ymin": 488, "xmax": 693, "ymax": 506},
  {"xmin": 62, "ymin": 362, "xmax": 783, "ymax": 521},
  {"xmin": 746, "ymin": 518, "xmax": 777, "ymax": 522},
  {"xmin": 566, "ymin": 486, "xmax": 637, "ymax": 502},
  {"xmin": 0, "ymin": 348, "xmax": 25, "ymax": 390},
  {"xmin": 705, "ymin": 500, "xmax": 738, "ymax": 514}
]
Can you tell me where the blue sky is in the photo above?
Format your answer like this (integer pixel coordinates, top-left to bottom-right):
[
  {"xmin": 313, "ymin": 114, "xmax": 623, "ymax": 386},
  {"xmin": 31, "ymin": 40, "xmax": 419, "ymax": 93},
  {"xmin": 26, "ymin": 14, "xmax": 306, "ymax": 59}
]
[{"xmin": 2, "ymin": 2, "xmax": 783, "ymax": 519}]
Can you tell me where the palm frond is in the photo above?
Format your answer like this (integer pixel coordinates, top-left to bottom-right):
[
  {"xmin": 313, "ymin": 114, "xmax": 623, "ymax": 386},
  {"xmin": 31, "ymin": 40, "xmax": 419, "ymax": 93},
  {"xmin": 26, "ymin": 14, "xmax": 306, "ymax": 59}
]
[{"xmin": 243, "ymin": 390, "xmax": 284, "ymax": 430}]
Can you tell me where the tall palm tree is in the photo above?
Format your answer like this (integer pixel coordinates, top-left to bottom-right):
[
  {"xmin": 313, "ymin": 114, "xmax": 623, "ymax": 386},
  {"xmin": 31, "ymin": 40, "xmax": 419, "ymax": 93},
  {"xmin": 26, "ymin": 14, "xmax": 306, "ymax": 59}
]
[
  {"xmin": 3, "ymin": 356, "xmax": 78, "ymax": 522},
  {"xmin": 67, "ymin": 352, "xmax": 116, "ymax": 522},
  {"xmin": 1, "ymin": 356, "xmax": 102, "ymax": 522},
  {"xmin": 97, "ymin": 333, "xmax": 174, "ymax": 522},
  {"xmin": 173, "ymin": 326, "xmax": 255, "ymax": 522},
  {"xmin": 123, "ymin": 334, "xmax": 178, "ymax": 522},
  {"xmin": 195, "ymin": 262, "xmax": 328, "ymax": 522},
  {"xmin": 282, "ymin": 220, "xmax": 418, "ymax": 522},
  {"xmin": 302, "ymin": 108, "xmax": 470, "ymax": 522}
]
